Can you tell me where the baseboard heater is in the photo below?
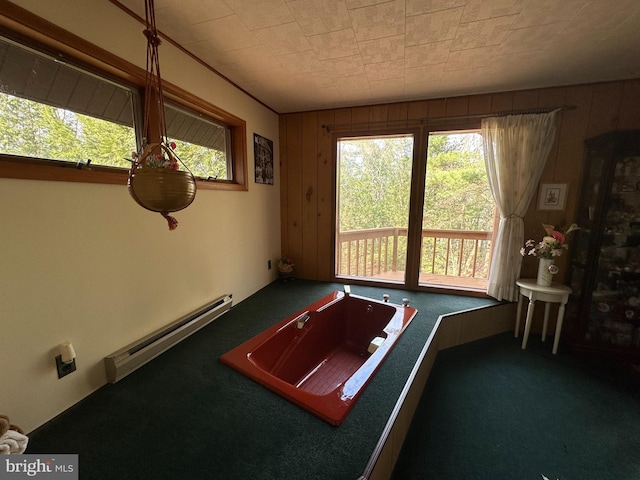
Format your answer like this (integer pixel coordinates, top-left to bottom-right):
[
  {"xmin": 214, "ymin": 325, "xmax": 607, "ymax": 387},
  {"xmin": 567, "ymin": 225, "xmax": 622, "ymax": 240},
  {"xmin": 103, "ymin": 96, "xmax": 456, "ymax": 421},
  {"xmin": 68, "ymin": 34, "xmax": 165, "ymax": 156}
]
[{"xmin": 104, "ymin": 294, "xmax": 232, "ymax": 383}]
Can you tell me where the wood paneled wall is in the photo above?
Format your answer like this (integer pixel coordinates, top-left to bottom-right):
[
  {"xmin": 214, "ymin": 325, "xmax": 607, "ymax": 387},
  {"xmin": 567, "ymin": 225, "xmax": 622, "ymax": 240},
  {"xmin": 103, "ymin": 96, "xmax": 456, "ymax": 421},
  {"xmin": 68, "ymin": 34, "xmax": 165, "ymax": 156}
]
[{"xmin": 280, "ymin": 79, "xmax": 640, "ymax": 284}]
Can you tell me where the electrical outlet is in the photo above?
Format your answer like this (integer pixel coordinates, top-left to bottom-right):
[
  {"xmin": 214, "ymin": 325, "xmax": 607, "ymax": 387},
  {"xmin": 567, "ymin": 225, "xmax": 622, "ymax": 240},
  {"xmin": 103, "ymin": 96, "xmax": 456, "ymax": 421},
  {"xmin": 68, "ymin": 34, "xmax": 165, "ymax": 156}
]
[
  {"xmin": 267, "ymin": 260, "xmax": 272, "ymax": 270},
  {"xmin": 56, "ymin": 355, "xmax": 77, "ymax": 379}
]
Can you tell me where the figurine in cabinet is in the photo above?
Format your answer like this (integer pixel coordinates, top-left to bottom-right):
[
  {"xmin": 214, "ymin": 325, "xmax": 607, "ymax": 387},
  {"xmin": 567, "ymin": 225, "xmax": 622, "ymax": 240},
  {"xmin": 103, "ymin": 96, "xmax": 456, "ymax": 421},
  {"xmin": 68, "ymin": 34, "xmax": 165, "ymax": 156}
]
[{"xmin": 564, "ymin": 130, "xmax": 640, "ymax": 360}]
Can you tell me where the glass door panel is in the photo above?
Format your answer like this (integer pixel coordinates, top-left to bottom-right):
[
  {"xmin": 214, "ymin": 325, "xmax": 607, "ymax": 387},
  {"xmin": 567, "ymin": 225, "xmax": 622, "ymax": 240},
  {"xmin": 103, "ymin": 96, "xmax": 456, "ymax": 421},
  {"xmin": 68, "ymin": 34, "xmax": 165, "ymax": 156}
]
[
  {"xmin": 336, "ymin": 135, "xmax": 413, "ymax": 283},
  {"xmin": 419, "ymin": 131, "xmax": 494, "ymax": 290}
]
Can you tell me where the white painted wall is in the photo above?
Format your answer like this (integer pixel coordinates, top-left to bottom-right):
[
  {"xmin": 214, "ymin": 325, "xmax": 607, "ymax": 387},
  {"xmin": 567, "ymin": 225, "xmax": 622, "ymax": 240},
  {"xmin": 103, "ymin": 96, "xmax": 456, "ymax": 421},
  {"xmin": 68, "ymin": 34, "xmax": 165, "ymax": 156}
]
[{"xmin": 0, "ymin": 0, "xmax": 281, "ymax": 432}]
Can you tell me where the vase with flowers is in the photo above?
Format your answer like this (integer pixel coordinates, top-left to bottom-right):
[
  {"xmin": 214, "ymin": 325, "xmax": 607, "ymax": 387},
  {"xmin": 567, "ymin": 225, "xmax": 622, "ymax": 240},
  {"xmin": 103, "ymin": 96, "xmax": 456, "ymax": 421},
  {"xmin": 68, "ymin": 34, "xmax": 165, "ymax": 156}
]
[{"xmin": 520, "ymin": 223, "xmax": 579, "ymax": 286}]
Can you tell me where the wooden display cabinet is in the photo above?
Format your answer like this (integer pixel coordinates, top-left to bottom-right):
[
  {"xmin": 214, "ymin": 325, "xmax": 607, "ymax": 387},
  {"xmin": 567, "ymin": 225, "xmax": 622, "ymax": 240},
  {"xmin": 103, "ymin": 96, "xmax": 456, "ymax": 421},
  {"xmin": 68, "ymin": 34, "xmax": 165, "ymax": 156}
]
[{"xmin": 564, "ymin": 130, "xmax": 640, "ymax": 361}]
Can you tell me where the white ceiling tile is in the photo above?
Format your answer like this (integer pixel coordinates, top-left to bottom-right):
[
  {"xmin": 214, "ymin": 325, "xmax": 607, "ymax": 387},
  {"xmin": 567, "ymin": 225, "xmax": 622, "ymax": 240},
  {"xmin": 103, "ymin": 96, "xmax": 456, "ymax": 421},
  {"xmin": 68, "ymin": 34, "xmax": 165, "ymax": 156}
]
[
  {"xmin": 335, "ymin": 73, "xmax": 371, "ymax": 92},
  {"xmin": 307, "ymin": 29, "xmax": 361, "ymax": 60},
  {"xmin": 291, "ymin": 72, "xmax": 335, "ymax": 90},
  {"xmin": 276, "ymin": 51, "xmax": 325, "ymax": 74},
  {"xmin": 223, "ymin": 45, "xmax": 283, "ymax": 71},
  {"xmin": 365, "ymin": 59, "xmax": 405, "ymax": 81},
  {"xmin": 164, "ymin": 0, "xmax": 233, "ymax": 24},
  {"xmin": 561, "ymin": 0, "xmax": 640, "ymax": 37},
  {"xmin": 338, "ymin": 88, "xmax": 373, "ymax": 106},
  {"xmin": 349, "ymin": 0, "xmax": 405, "ymax": 41},
  {"xmin": 404, "ymin": 63, "xmax": 445, "ymax": 84},
  {"xmin": 497, "ymin": 22, "xmax": 568, "ymax": 56},
  {"xmin": 321, "ymin": 55, "xmax": 366, "ymax": 77},
  {"xmin": 231, "ymin": 0, "xmax": 294, "ymax": 30},
  {"xmin": 368, "ymin": 78, "xmax": 407, "ymax": 102},
  {"xmin": 286, "ymin": 0, "xmax": 352, "ymax": 36},
  {"xmin": 406, "ymin": 0, "xmax": 467, "ymax": 16},
  {"xmin": 346, "ymin": 0, "xmax": 390, "ymax": 9},
  {"xmin": 405, "ymin": 8, "xmax": 464, "ymax": 46},
  {"xmin": 358, "ymin": 35, "xmax": 404, "ymax": 65},
  {"xmin": 405, "ymin": 40, "xmax": 452, "ymax": 68},
  {"xmin": 451, "ymin": 15, "xmax": 517, "ymax": 51},
  {"xmin": 445, "ymin": 46, "xmax": 497, "ymax": 71},
  {"xmin": 404, "ymin": 80, "xmax": 442, "ymax": 100},
  {"xmin": 511, "ymin": 0, "xmax": 585, "ymax": 29},
  {"xmin": 117, "ymin": 0, "xmax": 640, "ymax": 112},
  {"xmin": 459, "ymin": 0, "xmax": 525, "ymax": 24},
  {"xmin": 253, "ymin": 22, "xmax": 312, "ymax": 55},
  {"xmin": 189, "ymin": 15, "xmax": 262, "ymax": 51}
]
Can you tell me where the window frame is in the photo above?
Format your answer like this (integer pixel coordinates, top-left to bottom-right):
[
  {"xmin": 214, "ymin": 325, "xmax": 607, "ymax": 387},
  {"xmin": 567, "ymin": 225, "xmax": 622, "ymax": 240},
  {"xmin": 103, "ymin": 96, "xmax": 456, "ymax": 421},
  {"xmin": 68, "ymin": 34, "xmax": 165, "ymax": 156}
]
[
  {"xmin": 0, "ymin": 2, "xmax": 248, "ymax": 192},
  {"xmin": 330, "ymin": 121, "xmax": 497, "ymax": 295}
]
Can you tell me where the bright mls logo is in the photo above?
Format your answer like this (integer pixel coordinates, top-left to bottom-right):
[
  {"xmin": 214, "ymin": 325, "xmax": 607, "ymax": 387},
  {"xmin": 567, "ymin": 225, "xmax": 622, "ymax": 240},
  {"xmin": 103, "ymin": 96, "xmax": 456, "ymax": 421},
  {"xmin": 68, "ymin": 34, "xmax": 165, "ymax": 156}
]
[{"xmin": 1, "ymin": 455, "xmax": 78, "ymax": 479}]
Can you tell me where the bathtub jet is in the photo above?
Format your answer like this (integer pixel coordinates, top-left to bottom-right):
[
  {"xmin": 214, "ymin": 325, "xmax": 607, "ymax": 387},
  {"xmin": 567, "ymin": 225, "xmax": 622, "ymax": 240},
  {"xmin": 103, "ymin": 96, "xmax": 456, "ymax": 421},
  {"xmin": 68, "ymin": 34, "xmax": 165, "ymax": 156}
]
[{"xmin": 219, "ymin": 290, "xmax": 417, "ymax": 426}]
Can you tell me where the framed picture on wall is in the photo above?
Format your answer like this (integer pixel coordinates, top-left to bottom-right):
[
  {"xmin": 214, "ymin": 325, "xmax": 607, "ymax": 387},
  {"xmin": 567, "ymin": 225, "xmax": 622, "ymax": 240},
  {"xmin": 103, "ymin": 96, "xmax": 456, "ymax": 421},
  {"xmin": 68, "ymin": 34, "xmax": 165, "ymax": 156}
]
[
  {"xmin": 538, "ymin": 183, "xmax": 567, "ymax": 210},
  {"xmin": 254, "ymin": 133, "xmax": 274, "ymax": 185}
]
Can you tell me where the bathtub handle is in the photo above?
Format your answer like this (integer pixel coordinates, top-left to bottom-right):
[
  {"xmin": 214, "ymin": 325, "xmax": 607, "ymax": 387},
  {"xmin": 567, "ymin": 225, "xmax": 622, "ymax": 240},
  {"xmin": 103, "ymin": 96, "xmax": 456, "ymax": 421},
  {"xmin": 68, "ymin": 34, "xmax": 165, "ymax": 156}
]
[
  {"xmin": 367, "ymin": 304, "xmax": 373, "ymax": 314},
  {"xmin": 296, "ymin": 313, "xmax": 311, "ymax": 329}
]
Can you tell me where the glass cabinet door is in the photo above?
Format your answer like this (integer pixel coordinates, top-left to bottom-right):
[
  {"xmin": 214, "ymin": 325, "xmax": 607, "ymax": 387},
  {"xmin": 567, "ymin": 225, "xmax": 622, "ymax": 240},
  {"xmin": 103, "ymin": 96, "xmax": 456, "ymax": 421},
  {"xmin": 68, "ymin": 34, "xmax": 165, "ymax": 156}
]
[
  {"xmin": 565, "ymin": 131, "xmax": 640, "ymax": 359},
  {"xmin": 588, "ymin": 155, "xmax": 640, "ymax": 347}
]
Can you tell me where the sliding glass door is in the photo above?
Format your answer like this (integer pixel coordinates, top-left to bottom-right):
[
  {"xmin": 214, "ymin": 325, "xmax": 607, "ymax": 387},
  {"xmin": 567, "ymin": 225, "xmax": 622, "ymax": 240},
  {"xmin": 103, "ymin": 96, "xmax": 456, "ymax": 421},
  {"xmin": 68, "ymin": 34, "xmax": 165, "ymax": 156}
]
[
  {"xmin": 335, "ymin": 135, "xmax": 414, "ymax": 283},
  {"xmin": 335, "ymin": 129, "xmax": 495, "ymax": 290},
  {"xmin": 419, "ymin": 131, "xmax": 494, "ymax": 289}
]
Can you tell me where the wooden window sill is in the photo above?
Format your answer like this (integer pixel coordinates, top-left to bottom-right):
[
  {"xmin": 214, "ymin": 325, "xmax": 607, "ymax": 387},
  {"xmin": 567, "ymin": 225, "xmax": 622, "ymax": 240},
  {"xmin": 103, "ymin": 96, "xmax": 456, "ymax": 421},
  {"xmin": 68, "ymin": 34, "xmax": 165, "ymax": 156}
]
[{"xmin": 0, "ymin": 156, "xmax": 247, "ymax": 191}]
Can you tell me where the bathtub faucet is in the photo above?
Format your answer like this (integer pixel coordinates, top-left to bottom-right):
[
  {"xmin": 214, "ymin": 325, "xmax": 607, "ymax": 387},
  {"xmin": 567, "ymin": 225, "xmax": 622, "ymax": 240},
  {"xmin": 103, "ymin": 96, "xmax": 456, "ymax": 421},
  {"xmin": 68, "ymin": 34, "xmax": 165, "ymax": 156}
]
[{"xmin": 296, "ymin": 313, "xmax": 311, "ymax": 329}]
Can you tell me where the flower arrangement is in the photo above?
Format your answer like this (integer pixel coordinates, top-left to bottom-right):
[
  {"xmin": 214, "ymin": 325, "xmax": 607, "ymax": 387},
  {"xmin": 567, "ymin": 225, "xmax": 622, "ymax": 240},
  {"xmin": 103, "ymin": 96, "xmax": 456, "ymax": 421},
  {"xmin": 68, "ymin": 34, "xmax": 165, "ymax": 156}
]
[
  {"xmin": 131, "ymin": 141, "xmax": 179, "ymax": 170},
  {"xmin": 520, "ymin": 223, "xmax": 579, "ymax": 259},
  {"xmin": 277, "ymin": 256, "xmax": 294, "ymax": 273}
]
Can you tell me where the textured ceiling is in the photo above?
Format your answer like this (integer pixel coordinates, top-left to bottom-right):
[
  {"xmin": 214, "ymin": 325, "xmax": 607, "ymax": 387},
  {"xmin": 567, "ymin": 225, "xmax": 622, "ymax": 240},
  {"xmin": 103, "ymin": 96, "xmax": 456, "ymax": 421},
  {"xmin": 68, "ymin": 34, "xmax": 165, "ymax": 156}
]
[{"xmin": 116, "ymin": 0, "xmax": 640, "ymax": 113}]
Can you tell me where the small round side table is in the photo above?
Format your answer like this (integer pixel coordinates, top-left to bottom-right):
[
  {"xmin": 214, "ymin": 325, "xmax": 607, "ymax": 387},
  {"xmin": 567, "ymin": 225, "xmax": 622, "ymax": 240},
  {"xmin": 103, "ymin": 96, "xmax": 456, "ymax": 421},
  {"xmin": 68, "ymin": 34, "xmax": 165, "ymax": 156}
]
[{"xmin": 515, "ymin": 279, "xmax": 572, "ymax": 354}]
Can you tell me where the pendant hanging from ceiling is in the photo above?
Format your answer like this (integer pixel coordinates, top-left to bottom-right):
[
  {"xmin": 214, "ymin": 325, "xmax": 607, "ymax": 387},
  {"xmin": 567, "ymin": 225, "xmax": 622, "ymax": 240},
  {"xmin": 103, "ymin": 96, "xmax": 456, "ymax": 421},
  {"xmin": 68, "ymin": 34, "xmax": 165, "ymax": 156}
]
[{"xmin": 127, "ymin": 0, "xmax": 197, "ymax": 230}]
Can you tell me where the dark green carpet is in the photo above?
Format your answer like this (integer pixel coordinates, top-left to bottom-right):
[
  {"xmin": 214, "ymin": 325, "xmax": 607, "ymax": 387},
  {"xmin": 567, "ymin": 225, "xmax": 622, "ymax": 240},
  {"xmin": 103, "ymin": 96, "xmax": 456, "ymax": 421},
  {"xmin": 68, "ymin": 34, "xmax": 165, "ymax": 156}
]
[
  {"xmin": 27, "ymin": 280, "xmax": 497, "ymax": 480},
  {"xmin": 392, "ymin": 332, "xmax": 640, "ymax": 480}
]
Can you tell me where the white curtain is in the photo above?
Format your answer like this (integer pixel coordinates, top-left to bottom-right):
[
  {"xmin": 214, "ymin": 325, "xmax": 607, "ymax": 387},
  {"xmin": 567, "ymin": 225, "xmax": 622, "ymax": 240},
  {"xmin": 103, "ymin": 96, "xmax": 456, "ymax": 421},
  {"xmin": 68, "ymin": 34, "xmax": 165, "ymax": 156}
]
[{"xmin": 482, "ymin": 110, "xmax": 559, "ymax": 301}]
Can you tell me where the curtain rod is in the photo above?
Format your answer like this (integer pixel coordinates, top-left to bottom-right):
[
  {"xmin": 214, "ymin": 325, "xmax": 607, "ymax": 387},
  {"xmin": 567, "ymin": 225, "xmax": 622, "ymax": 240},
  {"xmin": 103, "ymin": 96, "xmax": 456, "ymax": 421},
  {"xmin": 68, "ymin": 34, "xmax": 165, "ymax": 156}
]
[{"xmin": 320, "ymin": 105, "xmax": 576, "ymax": 133}]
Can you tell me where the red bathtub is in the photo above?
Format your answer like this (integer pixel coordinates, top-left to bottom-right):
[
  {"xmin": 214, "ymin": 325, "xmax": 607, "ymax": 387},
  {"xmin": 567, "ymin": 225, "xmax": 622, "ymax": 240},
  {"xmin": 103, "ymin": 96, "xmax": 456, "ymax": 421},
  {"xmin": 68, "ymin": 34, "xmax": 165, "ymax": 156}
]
[{"xmin": 219, "ymin": 291, "xmax": 417, "ymax": 426}]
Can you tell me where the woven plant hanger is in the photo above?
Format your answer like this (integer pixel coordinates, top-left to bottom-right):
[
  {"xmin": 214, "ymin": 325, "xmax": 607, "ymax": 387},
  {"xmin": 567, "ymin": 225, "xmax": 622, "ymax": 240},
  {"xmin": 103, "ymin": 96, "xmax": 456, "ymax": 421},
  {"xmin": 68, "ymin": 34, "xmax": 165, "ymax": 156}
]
[{"xmin": 127, "ymin": 0, "xmax": 196, "ymax": 230}]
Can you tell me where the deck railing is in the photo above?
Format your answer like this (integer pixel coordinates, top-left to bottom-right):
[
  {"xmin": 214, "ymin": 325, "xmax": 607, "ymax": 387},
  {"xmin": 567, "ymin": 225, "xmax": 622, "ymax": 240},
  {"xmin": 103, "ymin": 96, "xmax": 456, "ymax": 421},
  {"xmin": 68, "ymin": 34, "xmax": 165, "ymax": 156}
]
[{"xmin": 337, "ymin": 227, "xmax": 492, "ymax": 282}]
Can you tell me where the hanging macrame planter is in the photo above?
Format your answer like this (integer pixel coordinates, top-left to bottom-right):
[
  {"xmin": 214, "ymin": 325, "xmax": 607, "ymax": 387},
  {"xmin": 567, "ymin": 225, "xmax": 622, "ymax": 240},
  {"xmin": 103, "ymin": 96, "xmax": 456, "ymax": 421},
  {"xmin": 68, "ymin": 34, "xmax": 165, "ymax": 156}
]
[
  {"xmin": 128, "ymin": 0, "xmax": 196, "ymax": 230},
  {"xmin": 128, "ymin": 143, "xmax": 196, "ymax": 229}
]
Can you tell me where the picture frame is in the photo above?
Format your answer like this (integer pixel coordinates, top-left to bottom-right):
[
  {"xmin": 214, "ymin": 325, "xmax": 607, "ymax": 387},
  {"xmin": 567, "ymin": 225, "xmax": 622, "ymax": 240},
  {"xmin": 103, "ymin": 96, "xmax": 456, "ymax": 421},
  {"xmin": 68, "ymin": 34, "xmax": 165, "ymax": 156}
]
[
  {"xmin": 254, "ymin": 133, "xmax": 274, "ymax": 185},
  {"xmin": 538, "ymin": 183, "xmax": 567, "ymax": 210}
]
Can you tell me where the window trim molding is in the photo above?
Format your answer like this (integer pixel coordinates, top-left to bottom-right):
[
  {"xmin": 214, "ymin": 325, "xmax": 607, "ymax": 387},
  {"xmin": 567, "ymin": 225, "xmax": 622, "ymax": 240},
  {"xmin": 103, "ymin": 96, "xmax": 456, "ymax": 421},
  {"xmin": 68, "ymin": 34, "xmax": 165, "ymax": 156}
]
[{"xmin": 0, "ymin": 0, "xmax": 248, "ymax": 192}]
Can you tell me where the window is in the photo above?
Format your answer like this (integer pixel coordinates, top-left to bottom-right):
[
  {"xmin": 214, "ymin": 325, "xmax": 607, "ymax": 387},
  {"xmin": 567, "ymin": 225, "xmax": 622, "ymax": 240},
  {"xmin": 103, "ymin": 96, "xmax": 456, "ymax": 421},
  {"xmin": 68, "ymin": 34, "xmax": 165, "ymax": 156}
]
[
  {"xmin": 334, "ymin": 128, "xmax": 496, "ymax": 292},
  {"xmin": 0, "ymin": 35, "xmax": 139, "ymax": 167},
  {"xmin": 165, "ymin": 102, "xmax": 232, "ymax": 181},
  {"xmin": 0, "ymin": 13, "xmax": 247, "ymax": 191}
]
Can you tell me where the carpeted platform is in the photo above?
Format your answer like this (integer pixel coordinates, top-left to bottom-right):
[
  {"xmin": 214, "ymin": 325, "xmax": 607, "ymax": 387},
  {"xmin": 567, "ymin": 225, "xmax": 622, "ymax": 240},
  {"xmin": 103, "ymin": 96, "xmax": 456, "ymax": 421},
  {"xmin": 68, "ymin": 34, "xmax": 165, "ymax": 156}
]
[
  {"xmin": 392, "ymin": 332, "xmax": 640, "ymax": 480},
  {"xmin": 27, "ymin": 280, "xmax": 497, "ymax": 480}
]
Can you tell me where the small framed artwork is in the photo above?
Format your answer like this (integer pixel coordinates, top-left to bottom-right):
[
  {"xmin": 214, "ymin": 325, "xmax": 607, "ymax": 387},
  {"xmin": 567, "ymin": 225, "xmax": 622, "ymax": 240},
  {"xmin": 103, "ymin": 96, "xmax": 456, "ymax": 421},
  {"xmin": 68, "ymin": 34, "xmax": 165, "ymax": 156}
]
[
  {"xmin": 538, "ymin": 183, "xmax": 567, "ymax": 210},
  {"xmin": 254, "ymin": 133, "xmax": 274, "ymax": 185}
]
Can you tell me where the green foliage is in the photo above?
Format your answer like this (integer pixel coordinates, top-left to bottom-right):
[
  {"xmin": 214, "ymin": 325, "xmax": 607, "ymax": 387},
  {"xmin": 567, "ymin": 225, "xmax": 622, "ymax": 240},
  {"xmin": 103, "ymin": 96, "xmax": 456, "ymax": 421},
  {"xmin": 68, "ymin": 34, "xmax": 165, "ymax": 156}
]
[
  {"xmin": 338, "ymin": 133, "xmax": 494, "ymax": 233},
  {"xmin": 338, "ymin": 136, "xmax": 413, "ymax": 231},
  {"xmin": 0, "ymin": 92, "xmax": 135, "ymax": 166},
  {"xmin": 0, "ymin": 93, "xmax": 227, "ymax": 178},
  {"xmin": 337, "ymin": 132, "xmax": 495, "ymax": 279},
  {"xmin": 423, "ymin": 133, "xmax": 494, "ymax": 231},
  {"xmin": 169, "ymin": 138, "xmax": 227, "ymax": 180}
]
